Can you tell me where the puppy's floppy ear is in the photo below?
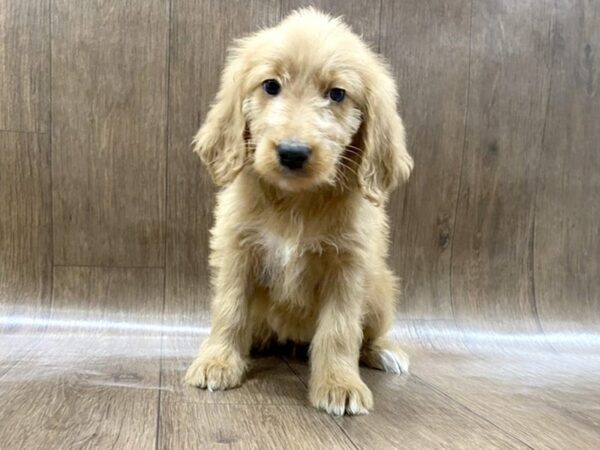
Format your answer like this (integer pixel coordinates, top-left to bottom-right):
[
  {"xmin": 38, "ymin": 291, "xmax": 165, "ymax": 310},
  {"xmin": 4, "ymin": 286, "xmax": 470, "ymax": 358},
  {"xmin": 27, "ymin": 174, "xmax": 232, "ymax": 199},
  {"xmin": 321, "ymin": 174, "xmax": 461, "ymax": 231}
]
[
  {"xmin": 193, "ymin": 42, "xmax": 248, "ymax": 186},
  {"xmin": 357, "ymin": 58, "xmax": 413, "ymax": 204}
]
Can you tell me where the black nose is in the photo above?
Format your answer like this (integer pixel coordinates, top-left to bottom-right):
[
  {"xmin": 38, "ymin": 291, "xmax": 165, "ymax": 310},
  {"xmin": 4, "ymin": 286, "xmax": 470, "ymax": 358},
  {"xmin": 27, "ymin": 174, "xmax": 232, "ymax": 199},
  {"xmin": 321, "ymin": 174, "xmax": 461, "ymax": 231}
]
[{"xmin": 277, "ymin": 141, "xmax": 311, "ymax": 170}]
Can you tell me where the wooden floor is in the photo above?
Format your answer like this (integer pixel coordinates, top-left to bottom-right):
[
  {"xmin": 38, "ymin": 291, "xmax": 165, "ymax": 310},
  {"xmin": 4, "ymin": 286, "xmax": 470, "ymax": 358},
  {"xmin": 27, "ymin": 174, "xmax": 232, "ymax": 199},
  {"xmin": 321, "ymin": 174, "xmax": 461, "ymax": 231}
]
[
  {"xmin": 1, "ymin": 299, "xmax": 600, "ymax": 449},
  {"xmin": 1, "ymin": 0, "xmax": 599, "ymax": 449}
]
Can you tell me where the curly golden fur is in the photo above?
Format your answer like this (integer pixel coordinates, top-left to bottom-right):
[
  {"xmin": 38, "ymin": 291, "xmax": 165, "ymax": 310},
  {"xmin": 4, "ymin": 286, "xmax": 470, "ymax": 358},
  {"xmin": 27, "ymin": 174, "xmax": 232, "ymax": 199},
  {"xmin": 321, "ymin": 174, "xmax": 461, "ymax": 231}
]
[{"xmin": 185, "ymin": 8, "xmax": 413, "ymax": 416}]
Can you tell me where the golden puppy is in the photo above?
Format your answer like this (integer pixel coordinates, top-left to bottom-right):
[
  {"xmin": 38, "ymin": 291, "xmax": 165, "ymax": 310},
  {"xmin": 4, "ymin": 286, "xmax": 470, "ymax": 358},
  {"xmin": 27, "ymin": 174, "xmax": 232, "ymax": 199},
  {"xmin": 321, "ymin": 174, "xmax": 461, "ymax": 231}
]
[{"xmin": 185, "ymin": 8, "xmax": 413, "ymax": 416}]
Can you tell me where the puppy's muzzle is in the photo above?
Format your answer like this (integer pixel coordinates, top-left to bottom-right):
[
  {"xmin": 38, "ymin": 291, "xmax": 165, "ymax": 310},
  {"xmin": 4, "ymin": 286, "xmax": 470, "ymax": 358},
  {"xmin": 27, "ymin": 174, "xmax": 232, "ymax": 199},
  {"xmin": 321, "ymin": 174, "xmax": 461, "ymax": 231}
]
[{"xmin": 277, "ymin": 140, "xmax": 311, "ymax": 170}]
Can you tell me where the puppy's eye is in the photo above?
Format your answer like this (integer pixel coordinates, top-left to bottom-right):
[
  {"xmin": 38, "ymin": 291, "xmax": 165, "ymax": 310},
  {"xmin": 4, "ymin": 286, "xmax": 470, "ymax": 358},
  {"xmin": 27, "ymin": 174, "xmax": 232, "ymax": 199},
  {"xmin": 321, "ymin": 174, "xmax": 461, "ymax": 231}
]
[
  {"xmin": 262, "ymin": 79, "xmax": 281, "ymax": 96},
  {"xmin": 328, "ymin": 87, "xmax": 345, "ymax": 103}
]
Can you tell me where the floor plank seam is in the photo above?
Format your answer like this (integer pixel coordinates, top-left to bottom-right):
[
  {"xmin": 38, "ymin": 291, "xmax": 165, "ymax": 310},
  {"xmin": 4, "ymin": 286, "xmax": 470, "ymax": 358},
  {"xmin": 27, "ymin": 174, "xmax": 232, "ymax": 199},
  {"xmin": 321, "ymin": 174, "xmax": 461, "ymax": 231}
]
[
  {"xmin": 281, "ymin": 356, "xmax": 307, "ymax": 388},
  {"xmin": 162, "ymin": 0, "xmax": 172, "ymax": 274},
  {"xmin": 377, "ymin": 0, "xmax": 384, "ymax": 53},
  {"xmin": 156, "ymin": 1, "xmax": 173, "ymax": 446},
  {"xmin": 448, "ymin": 0, "xmax": 474, "ymax": 326},
  {"xmin": 48, "ymin": 0, "xmax": 55, "ymax": 342},
  {"xmin": 413, "ymin": 375, "xmax": 535, "ymax": 449},
  {"xmin": 529, "ymin": 0, "xmax": 558, "ymax": 354},
  {"xmin": 281, "ymin": 356, "xmax": 360, "ymax": 450}
]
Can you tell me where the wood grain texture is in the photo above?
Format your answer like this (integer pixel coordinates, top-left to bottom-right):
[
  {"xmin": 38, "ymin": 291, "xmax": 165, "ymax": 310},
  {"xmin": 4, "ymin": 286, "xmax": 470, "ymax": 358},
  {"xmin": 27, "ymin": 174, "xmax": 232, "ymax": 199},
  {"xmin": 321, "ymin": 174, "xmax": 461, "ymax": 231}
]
[
  {"xmin": 51, "ymin": 0, "xmax": 168, "ymax": 267},
  {"xmin": 534, "ymin": 0, "xmax": 600, "ymax": 338},
  {"xmin": 285, "ymin": 358, "xmax": 528, "ymax": 449},
  {"xmin": 165, "ymin": 0, "xmax": 279, "ymax": 327},
  {"xmin": 450, "ymin": 0, "xmax": 553, "ymax": 332},
  {"xmin": 0, "ymin": 0, "xmax": 49, "ymax": 131},
  {"xmin": 159, "ymin": 402, "xmax": 354, "ymax": 449},
  {"xmin": 0, "ymin": 131, "xmax": 52, "ymax": 377},
  {"xmin": 0, "ymin": 132, "xmax": 52, "ymax": 314},
  {"xmin": 281, "ymin": 0, "xmax": 381, "ymax": 48},
  {"xmin": 0, "ymin": 266, "xmax": 164, "ymax": 450},
  {"xmin": 381, "ymin": 0, "xmax": 471, "ymax": 320},
  {"xmin": 412, "ymin": 351, "xmax": 600, "ymax": 449}
]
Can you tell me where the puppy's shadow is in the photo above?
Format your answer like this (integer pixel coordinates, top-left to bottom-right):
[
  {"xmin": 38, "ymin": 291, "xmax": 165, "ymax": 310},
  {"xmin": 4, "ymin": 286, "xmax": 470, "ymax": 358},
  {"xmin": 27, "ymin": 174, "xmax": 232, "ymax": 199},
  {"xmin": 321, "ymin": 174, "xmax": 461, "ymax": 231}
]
[
  {"xmin": 247, "ymin": 340, "xmax": 311, "ymax": 384},
  {"xmin": 250, "ymin": 340, "xmax": 310, "ymax": 361}
]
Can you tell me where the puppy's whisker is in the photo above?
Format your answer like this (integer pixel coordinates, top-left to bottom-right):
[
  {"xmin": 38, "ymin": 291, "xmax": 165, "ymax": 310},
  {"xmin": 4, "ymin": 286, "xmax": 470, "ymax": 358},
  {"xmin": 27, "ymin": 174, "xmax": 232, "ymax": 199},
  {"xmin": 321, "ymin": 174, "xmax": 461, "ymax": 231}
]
[
  {"xmin": 336, "ymin": 166, "xmax": 357, "ymax": 191},
  {"xmin": 338, "ymin": 154, "xmax": 360, "ymax": 165},
  {"xmin": 338, "ymin": 157, "xmax": 360, "ymax": 170},
  {"xmin": 337, "ymin": 156, "xmax": 362, "ymax": 173},
  {"xmin": 344, "ymin": 146, "xmax": 363, "ymax": 156},
  {"xmin": 338, "ymin": 165, "xmax": 360, "ymax": 179},
  {"xmin": 337, "ymin": 165, "xmax": 360, "ymax": 181},
  {"xmin": 346, "ymin": 144, "xmax": 363, "ymax": 151}
]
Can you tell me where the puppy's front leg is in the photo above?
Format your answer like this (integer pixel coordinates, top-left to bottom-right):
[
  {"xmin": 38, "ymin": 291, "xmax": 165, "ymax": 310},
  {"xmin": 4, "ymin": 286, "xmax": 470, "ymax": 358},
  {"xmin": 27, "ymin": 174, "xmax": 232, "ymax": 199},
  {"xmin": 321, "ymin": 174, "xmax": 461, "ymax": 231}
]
[
  {"xmin": 310, "ymin": 262, "xmax": 373, "ymax": 416},
  {"xmin": 185, "ymin": 248, "xmax": 253, "ymax": 391}
]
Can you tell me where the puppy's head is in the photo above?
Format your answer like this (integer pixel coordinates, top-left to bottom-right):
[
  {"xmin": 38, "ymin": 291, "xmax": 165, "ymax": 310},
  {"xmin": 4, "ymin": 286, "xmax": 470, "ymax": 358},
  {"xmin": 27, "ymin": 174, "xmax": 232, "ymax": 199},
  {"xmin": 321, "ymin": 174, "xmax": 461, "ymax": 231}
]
[{"xmin": 194, "ymin": 8, "xmax": 413, "ymax": 203}]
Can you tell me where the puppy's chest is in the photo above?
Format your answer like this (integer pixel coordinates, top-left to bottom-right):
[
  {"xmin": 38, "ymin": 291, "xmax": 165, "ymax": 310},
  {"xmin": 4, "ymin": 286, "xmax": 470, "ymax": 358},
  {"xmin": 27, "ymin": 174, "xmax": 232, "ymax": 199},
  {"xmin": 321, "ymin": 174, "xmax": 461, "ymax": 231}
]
[{"xmin": 256, "ymin": 230, "xmax": 326, "ymax": 293}]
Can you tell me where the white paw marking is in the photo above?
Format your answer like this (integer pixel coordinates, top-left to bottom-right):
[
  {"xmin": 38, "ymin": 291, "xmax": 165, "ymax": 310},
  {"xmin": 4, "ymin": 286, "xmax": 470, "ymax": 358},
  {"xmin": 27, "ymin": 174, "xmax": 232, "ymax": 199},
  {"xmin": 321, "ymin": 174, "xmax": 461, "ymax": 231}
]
[
  {"xmin": 347, "ymin": 395, "xmax": 368, "ymax": 415},
  {"xmin": 380, "ymin": 349, "xmax": 410, "ymax": 374}
]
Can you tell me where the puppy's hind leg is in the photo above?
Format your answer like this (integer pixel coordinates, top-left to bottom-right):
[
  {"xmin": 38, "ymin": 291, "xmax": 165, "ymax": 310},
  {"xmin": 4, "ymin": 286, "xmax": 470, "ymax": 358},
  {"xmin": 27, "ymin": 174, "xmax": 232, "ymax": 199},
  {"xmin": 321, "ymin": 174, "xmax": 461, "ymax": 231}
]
[
  {"xmin": 361, "ymin": 268, "xmax": 410, "ymax": 374},
  {"xmin": 248, "ymin": 288, "xmax": 277, "ymax": 356},
  {"xmin": 361, "ymin": 337, "xmax": 410, "ymax": 375}
]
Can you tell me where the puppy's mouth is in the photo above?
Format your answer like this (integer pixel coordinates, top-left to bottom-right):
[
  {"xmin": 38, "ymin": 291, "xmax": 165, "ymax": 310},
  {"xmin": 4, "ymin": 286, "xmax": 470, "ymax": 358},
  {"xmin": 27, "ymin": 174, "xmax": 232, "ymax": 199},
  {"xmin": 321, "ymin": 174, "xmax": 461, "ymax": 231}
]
[
  {"xmin": 275, "ymin": 166, "xmax": 316, "ymax": 192},
  {"xmin": 280, "ymin": 165, "xmax": 310, "ymax": 177},
  {"xmin": 269, "ymin": 163, "xmax": 323, "ymax": 193}
]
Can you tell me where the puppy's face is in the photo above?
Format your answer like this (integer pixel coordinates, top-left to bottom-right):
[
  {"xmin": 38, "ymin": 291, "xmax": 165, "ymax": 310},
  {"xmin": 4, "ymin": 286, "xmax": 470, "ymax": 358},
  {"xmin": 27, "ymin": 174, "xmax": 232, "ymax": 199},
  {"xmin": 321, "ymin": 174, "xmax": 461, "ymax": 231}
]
[
  {"xmin": 195, "ymin": 9, "xmax": 413, "ymax": 202},
  {"xmin": 244, "ymin": 51, "xmax": 363, "ymax": 192}
]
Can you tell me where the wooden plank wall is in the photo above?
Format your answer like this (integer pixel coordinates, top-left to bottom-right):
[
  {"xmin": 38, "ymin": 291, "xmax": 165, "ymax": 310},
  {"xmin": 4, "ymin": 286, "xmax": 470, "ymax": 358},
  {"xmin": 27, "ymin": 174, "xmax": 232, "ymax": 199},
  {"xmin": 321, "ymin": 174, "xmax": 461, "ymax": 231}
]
[
  {"xmin": 1, "ymin": 0, "xmax": 598, "ymax": 340},
  {"xmin": 51, "ymin": 0, "xmax": 168, "ymax": 267},
  {"xmin": 1, "ymin": 1, "xmax": 52, "ymax": 324}
]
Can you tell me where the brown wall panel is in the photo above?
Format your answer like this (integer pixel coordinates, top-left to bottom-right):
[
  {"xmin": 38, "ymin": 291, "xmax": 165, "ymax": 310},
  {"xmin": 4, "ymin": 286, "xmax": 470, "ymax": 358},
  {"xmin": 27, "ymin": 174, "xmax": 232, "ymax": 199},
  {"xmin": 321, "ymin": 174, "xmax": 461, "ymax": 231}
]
[
  {"xmin": 0, "ymin": 1, "xmax": 49, "ymax": 131},
  {"xmin": 51, "ymin": 0, "xmax": 168, "ymax": 267},
  {"xmin": 51, "ymin": 265, "xmax": 164, "ymax": 329},
  {"xmin": 381, "ymin": 0, "xmax": 471, "ymax": 320},
  {"xmin": 0, "ymin": 0, "xmax": 596, "ymax": 346},
  {"xmin": 450, "ymin": 0, "xmax": 553, "ymax": 332},
  {"xmin": 534, "ymin": 0, "xmax": 600, "ymax": 335},
  {"xmin": 0, "ymin": 131, "xmax": 52, "ymax": 376},
  {"xmin": 0, "ymin": 131, "xmax": 52, "ymax": 316}
]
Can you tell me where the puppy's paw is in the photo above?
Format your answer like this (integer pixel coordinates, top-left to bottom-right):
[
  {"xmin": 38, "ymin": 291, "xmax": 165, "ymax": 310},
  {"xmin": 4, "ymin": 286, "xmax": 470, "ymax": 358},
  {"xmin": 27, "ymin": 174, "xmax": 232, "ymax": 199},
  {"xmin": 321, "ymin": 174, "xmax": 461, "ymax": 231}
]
[
  {"xmin": 185, "ymin": 351, "xmax": 246, "ymax": 391},
  {"xmin": 361, "ymin": 339, "xmax": 410, "ymax": 374},
  {"xmin": 309, "ymin": 377, "xmax": 373, "ymax": 416}
]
